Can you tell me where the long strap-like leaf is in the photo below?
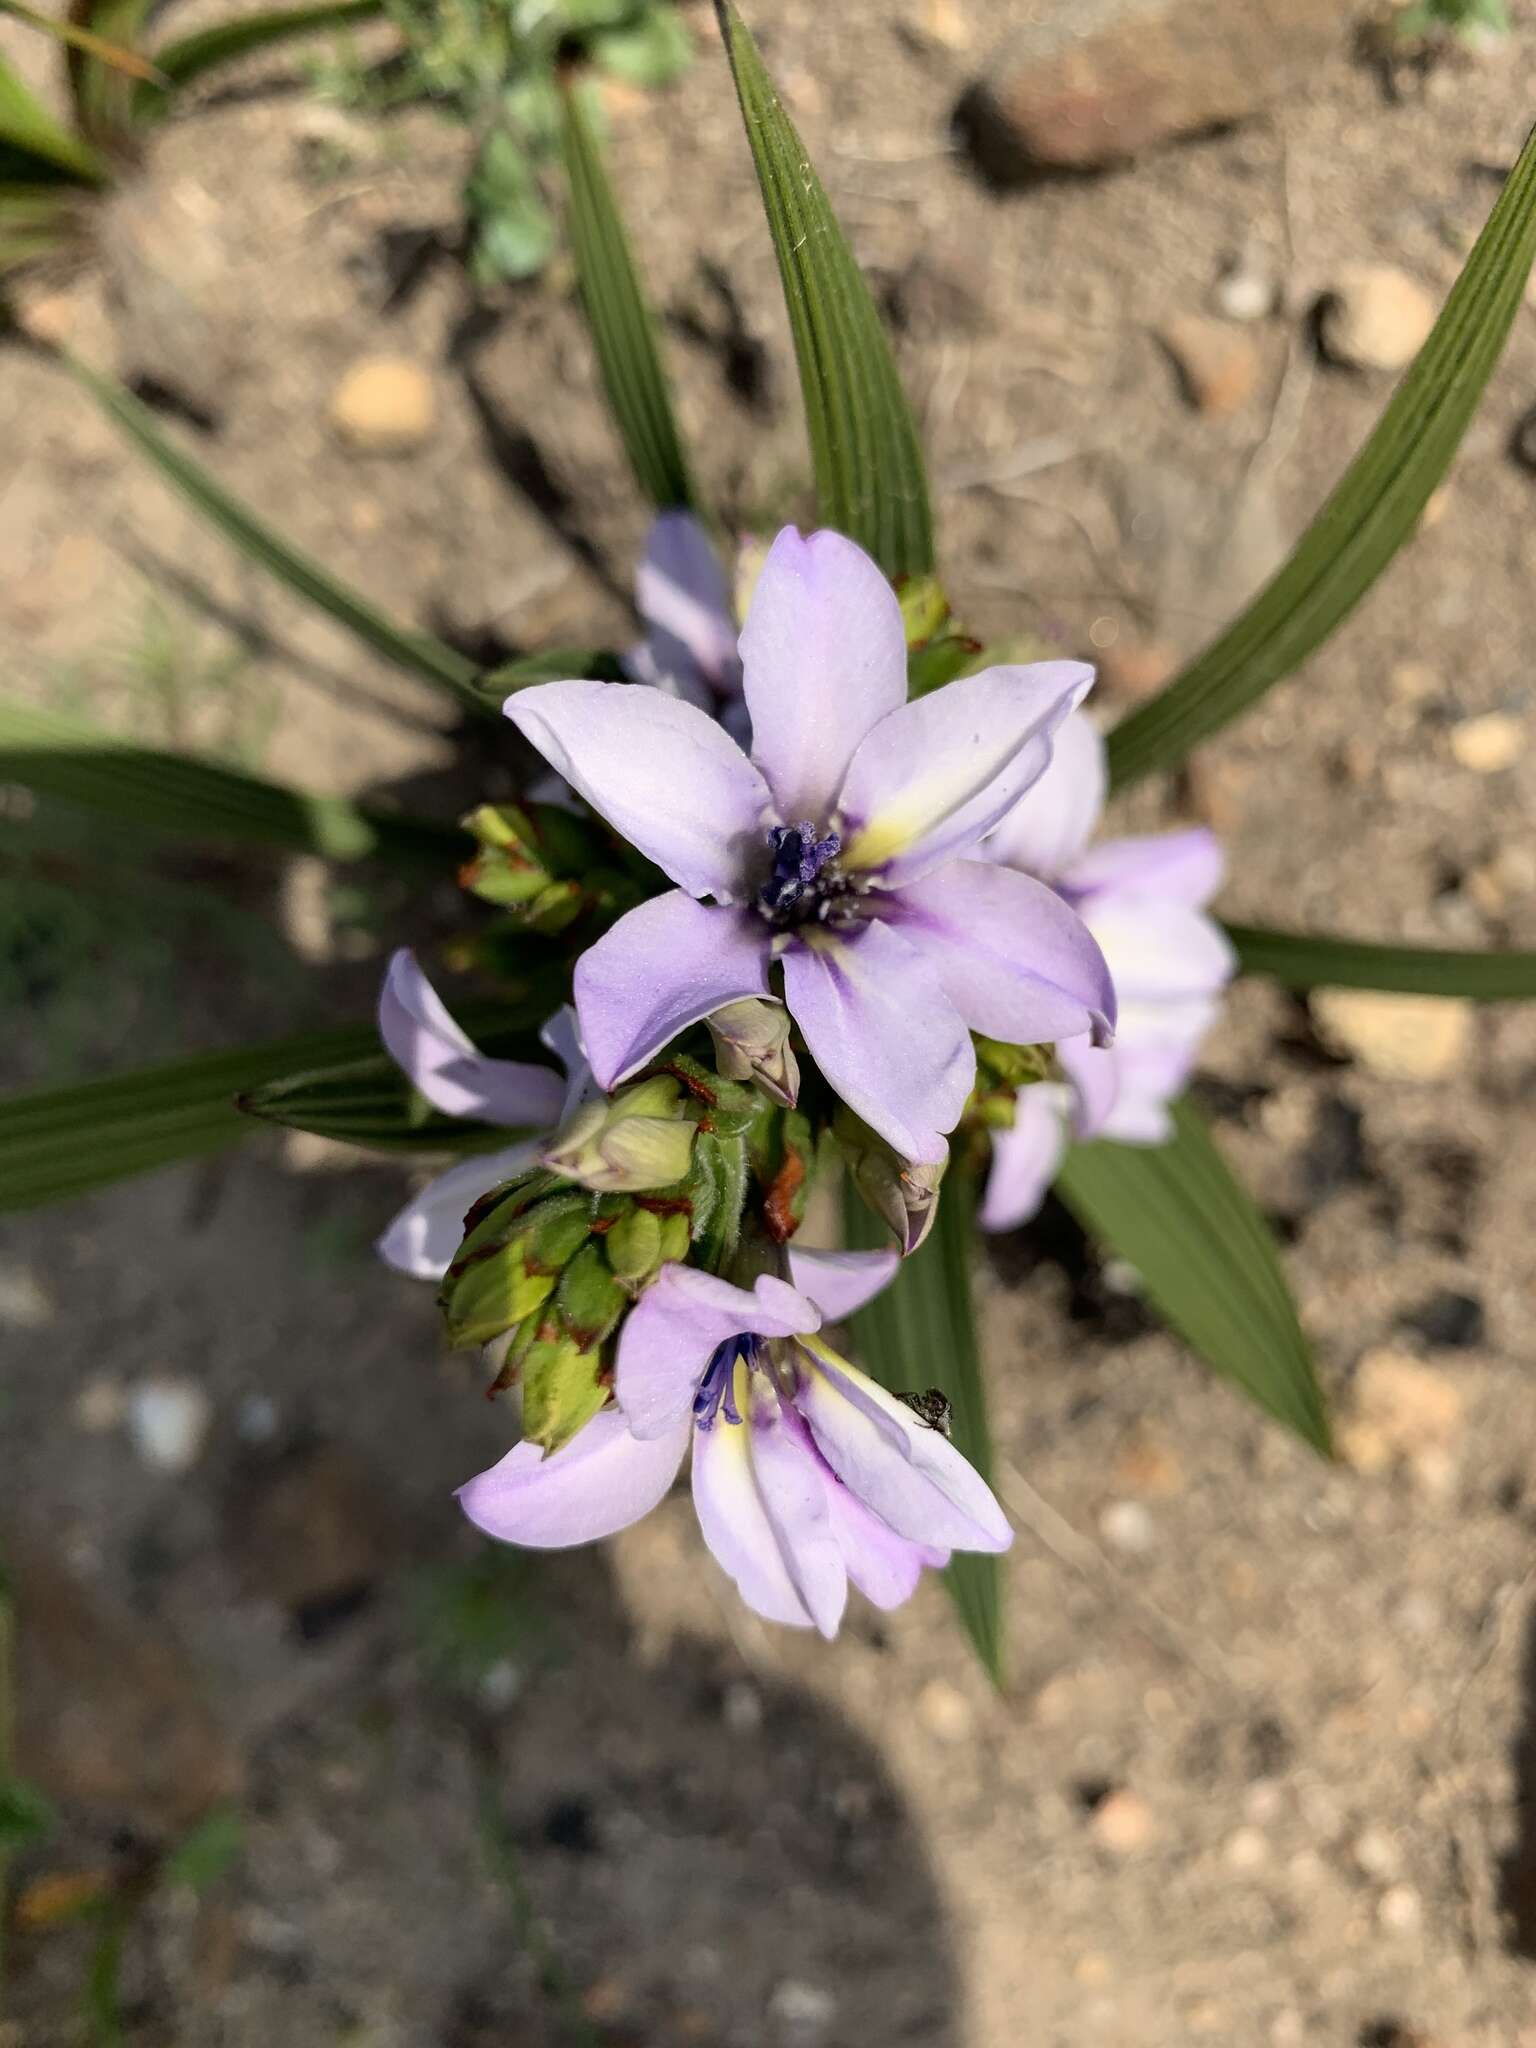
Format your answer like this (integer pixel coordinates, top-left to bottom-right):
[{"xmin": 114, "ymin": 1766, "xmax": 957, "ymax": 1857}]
[
  {"xmin": 715, "ymin": 1, "xmax": 934, "ymax": 582},
  {"xmin": 1226, "ymin": 922, "xmax": 1536, "ymax": 999},
  {"xmin": 559, "ymin": 78, "xmax": 694, "ymax": 512},
  {"xmin": 0, "ymin": 699, "xmax": 463, "ymax": 870},
  {"xmin": 844, "ymin": 1168, "xmax": 1003, "ymax": 1683},
  {"xmin": 143, "ymin": 0, "xmax": 384, "ymax": 99},
  {"xmin": 1054, "ymin": 1097, "xmax": 1330, "ymax": 1455},
  {"xmin": 1107, "ymin": 120, "xmax": 1536, "ymax": 791},
  {"xmin": 66, "ymin": 361, "xmax": 487, "ymax": 715},
  {"xmin": 0, "ymin": 46, "xmax": 106, "ymax": 181}
]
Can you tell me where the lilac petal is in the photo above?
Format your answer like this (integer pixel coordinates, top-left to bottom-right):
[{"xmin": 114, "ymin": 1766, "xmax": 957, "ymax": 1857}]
[
  {"xmin": 634, "ymin": 510, "xmax": 741, "ymax": 695},
  {"xmin": 691, "ymin": 1402, "xmax": 815, "ymax": 1629},
  {"xmin": 787, "ymin": 1246, "xmax": 899, "ymax": 1322},
  {"xmin": 1057, "ymin": 1036, "xmax": 1120, "ymax": 1140},
  {"xmin": 748, "ymin": 1400, "xmax": 848, "ymax": 1639},
  {"xmin": 836, "ymin": 661, "xmax": 1094, "ymax": 887},
  {"xmin": 888, "ymin": 860, "xmax": 1116, "ymax": 1048},
  {"xmin": 538, "ymin": 1005, "xmax": 599, "ymax": 1122},
  {"xmin": 740, "ymin": 526, "xmax": 908, "ymax": 825},
  {"xmin": 782, "ymin": 922, "xmax": 974, "ymax": 1166},
  {"xmin": 505, "ymin": 681, "xmax": 769, "ymax": 902},
  {"xmin": 978, "ymin": 1087, "xmax": 1068, "ymax": 1232},
  {"xmin": 825, "ymin": 1478, "xmax": 947, "ymax": 1611},
  {"xmin": 616, "ymin": 1266, "xmax": 819, "ymax": 1441},
  {"xmin": 377, "ymin": 1139, "xmax": 541, "ymax": 1279},
  {"xmin": 795, "ymin": 1340, "xmax": 1013, "ymax": 1554},
  {"xmin": 573, "ymin": 890, "xmax": 771, "ymax": 1090},
  {"xmin": 458, "ymin": 1408, "xmax": 689, "ymax": 1548},
  {"xmin": 1085, "ymin": 897, "xmax": 1235, "ymax": 1003},
  {"xmin": 1067, "ymin": 828, "xmax": 1225, "ymax": 910},
  {"xmin": 981, "ymin": 708, "xmax": 1106, "ymax": 880},
  {"xmin": 379, "ymin": 950, "xmax": 567, "ymax": 1128}
]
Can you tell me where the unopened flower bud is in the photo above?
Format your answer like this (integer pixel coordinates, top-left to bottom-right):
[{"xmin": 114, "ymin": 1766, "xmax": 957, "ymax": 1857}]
[
  {"xmin": 518, "ymin": 1330, "xmax": 608, "ymax": 1454},
  {"xmin": 457, "ymin": 803, "xmax": 618, "ymax": 934},
  {"xmin": 555, "ymin": 1241, "xmax": 628, "ymax": 1350},
  {"xmin": 541, "ymin": 1076, "xmax": 696, "ymax": 1194},
  {"xmin": 705, "ymin": 999, "xmax": 800, "ymax": 1108},
  {"xmin": 439, "ymin": 1187, "xmax": 592, "ymax": 1349},
  {"xmin": 602, "ymin": 1205, "xmax": 664, "ymax": 1285},
  {"xmin": 835, "ymin": 1108, "xmax": 947, "ymax": 1256}
]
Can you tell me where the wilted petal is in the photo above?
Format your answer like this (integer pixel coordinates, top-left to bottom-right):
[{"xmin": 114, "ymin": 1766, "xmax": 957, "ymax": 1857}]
[
  {"xmin": 691, "ymin": 1400, "xmax": 814, "ymax": 1629},
  {"xmin": 573, "ymin": 890, "xmax": 771, "ymax": 1090},
  {"xmin": 782, "ymin": 922, "xmax": 974, "ymax": 1167},
  {"xmin": 505, "ymin": 681, "xmax": 769, "ymax": 901},
  {"xmin": 981, "ymin": 708, "xmax": 1106, "ymax": 880},
  {"xmin": 616, "ymin": 1266, "xmax": 819, "ymax": 1440},
  {"xmin": 888, "ymin": 860, "xmax": 1116, "ymax": 1048},
  {"xmin": 458, "ymin": 1407, "xmax": 689, "ymax": 1547},
  {"xmin": 1085, "ymin": 896, "xmax": 1235, "ymax": 1003},
  {"xmin": 377, "ymin": 1139, "xmax": 541, "ymax": 1279},
  {"xmin": 379, "ymin": 949, "xmax": 567, "ymax": 1127},
  {"xmin": 825, "ymin": 1478, "xmax": 947, "ymax": 1611},
  {"xmin": 836, "ymin": 661, "xmax": 1093, "ymax": 886},
  {"xmin": 634, "ymin": 510, "xmax": 741, "ymax": 695},
  {"xmin": 978, "ymin": 1087, "xmax": 1067, "ymax": 1233},
  {"xmin": 795, "ymin": 1339, "xmax": 1013, "ymax": 1554},
  {"xmin": 787, "ymin": 1246, "xmax": 899, "ymax": 1321},
  {"xmin": 748, "ymin": 1400, "xmax": 848, "ymax": 1639},
  {"xmin": 741, "ymin": 526, "xmax": 908, "ymax": 824},
  {"xmin": 1067, "ymin": 827, "xmax": 1225, "ymax": 910}
]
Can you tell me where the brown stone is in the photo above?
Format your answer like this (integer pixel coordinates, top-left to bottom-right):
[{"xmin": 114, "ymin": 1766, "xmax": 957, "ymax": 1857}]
[
  {"xmin": 1158, "ymin": 313, "xmax": 1260, "ymax": 415},
  {"xmin": 8, "ymin": 1544, "xmax": 242, "ymax": 1837},
  {"xmin": 956, "ymin": 0, "xmax": 1352, "ymax": 181}
]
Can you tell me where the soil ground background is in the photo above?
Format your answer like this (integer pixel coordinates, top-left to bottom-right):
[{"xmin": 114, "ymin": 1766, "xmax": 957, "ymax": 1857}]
[{"xmin": 5, "ymin": 2, "xmax": 1536, "ymax": 2043}]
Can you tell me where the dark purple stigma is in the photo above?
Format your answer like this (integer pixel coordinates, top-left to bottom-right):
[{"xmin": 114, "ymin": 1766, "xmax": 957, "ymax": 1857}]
[
  {"xmin": 758, "ymin": 820, "xmax": 842, "ymax": 921},
  {"xmin": 693, "ymin": 1333, "xmax": 759, "ymax": 1429}
]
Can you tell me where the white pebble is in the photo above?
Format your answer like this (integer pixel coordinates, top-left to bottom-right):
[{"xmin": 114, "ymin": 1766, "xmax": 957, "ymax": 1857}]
[
  {"xmin": 1377, "ymin": 1883, "xmax": 1422, "ymax": 1934},
  {"xmin": 768, "ymin": 1979, "xmax": 837, "ymax": 2039},
  {"xmin": 1098, "ymin": 1501, "xmax": 1155, "ymax": 1554},
  {"xmin": 1225, "ymin": 1825, "xmax": 1269, "ymax": 1872},
  {"xmin": 126, "ymin": 1378, "xmax": 212, "ymax": 1474}
]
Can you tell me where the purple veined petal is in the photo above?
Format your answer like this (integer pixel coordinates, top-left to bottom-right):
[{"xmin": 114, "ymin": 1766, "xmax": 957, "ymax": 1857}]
[
  {"xmin": 887, "ymin": 860, "xmax": 1117, "ymax": 1048},
  {"xmin": 824, "ymin": 1476, "xmax": 948, "ymax": 1612},
  {"xmin": 615, "ymin": 1266, "xmax": 819, "ymax": 1441},
  {"xmin": 836, "ymin": 661, "xmax": 1094, "ymax": 888},
  {"xmin": 1066, "ymin": 827, "xmax": 1226, "ymax": 910},
  {"xmin": 634, "ymin": 510, "xmax": 741, "ymax": 696},
  {"xmin": 1057, "ymin": 1035, "xmax": 1120, "ymax": 1140},
  {"xmin": 977, "ymin": 1086, "xmax": 1069, "ymax": 1233},
  {"xmin": 538, "ymin": 1005, "xmax": 599, "ymax": 1122},
  {"xmin": 981, "ymin": 709, "xmax": 1107, "ymax": 881},
  {"xmin": 795, "ymin": 1338, "xmax": 1014, "ymax": 1554},
  {"xmin": 746, "ymin": 1397, "xmax": 848, "ymax": 1639},
  {"xmin": 458, "ymin": 1407, "xmax": 690, "ymax": 1548},
  {"xmin": 1085, "ymin": 896, "xmax": 1236, "ymax": 1004},
  {"xmin": 787, "ymin": 1246, "xmax": 899, "ymax": 1322},
  {"xmin": 573, "ymin": 890, "xmax": 772, "ymax": 1090},
  {"xmin": 740, "ymin": 526, "xmax": 908, "ymax": 825},
  {"xmin": 379, "ymin": 950, "xmax": 567, "ymax": 1128},
  {"xmin": 377, "ymin": 1139, "xmax": 542, "ymax": 1280},
  {"xmin": 691, "ymin": 1390, "xmax": 815, "ymax": 1630},
  {"xmin": 781, "ymin": 922, "xmax": 975, "ymax": 1167},
  {"xmin": 505, "ymin": 681, "xmax": 770, "ymax": 902}
]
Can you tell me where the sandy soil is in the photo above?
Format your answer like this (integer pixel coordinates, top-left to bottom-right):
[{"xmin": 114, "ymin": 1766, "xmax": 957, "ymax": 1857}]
[{"xmin": 5, "ymin": 2, "xmax": 1536, "ymax": 2042}]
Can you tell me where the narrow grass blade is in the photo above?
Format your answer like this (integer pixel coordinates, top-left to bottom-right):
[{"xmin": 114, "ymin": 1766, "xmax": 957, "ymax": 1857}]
[
  {"xmin": 0, "ymin": 699, "xmax": 464, "ymax": 869},
  {"xmin": 65, "ymin": 360, "xmax": 487, "ymax": 714},
  {"xmin": 559, "ymin": 76, "xmax": 694, "ymax": 511},
  {"xmin": 0, "ymin": 47, "xmax": 105, "ymax": 180},
  {"xmin": 1054, "ymin": 1097, "xmax": 1330, "ymax": 1454},
  {"xmin": 140, "ymin": 0, "xmax": 385, "ymax": 103},
  {"xmin": 1226, "ymin": 922, "xmax": 1536, "ymax": 998},
  {"xmin": 0, "ymin": 2, "xmax": 162, "ymax": 82},
  {"xmin": 1107, "ymin": 121, "xmax": 1536, "ymax": 790},
  {"xmin": 714, "ymin": 1, "xmax": 934, "ymax": 581},
  {"xmin": 844, "ymin": 1166, "xmax": 1003, "ymax": 1683}
]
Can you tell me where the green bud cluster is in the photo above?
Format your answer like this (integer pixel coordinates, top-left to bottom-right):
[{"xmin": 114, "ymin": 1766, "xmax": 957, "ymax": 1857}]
[
  {"xmin": 970, "ymin": 1035, "xmax": 1054, "ymax": 1131},
  {"xmin": 458, "ymin": 802, "xmax": 638, "ymax": 936}
]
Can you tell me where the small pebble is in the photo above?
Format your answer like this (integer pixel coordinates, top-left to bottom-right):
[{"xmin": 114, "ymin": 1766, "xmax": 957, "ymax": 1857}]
[
  {"xmin": 1213, "ymin": 252, "xmax": 1278, "ymax": 323},
  {"xmin": 1224, "ymin": 1825, "xmax": 1269, "ymax": 1872},
  {"xmin": 1310, "ymin": 990, "xmax": 1472, "ymax": 1082},
  {"xmin": 126, "ymin": 1379, "xmax": 213, "ymax": 1474},
  {"xmin": 1098, "ymin": 1500, "xmax": 1155, "ymax": 1555},
  {"xmin": 74, "ymin": 1378, "xmax": 127, "ymax": 1434},
  {"xmin": 1318, "ymin": 265, "xmax": 1435, "ymax": 372},
  {"xmin": 1089, "ymin": 1788, "xmax": 1155, "ymax": 1854},
  {"xmin": 1449, "ymin": 710, "xmax": 1524, "ymax": 774},
  {"xmin": 767, "ymin": 1978, "xmax": 837, "ymax": 2039},
  {"xmin": 916, "ymin": 1678, "xmax": 974, "ymax": 1743},
  {"xmin": 329, "ymin": 356, "xmax": 436, "ymax": 456},
  {"xmin": 722, "ymin": 1679, "xmax": 764, "ymax": 1736},
  {"xmin": 1377, "ymin": 1883, "xmax": 1423, "ymax": 1934},
  {"xmin": 1158, "ymin": 312, "xmax": 1260, "ymax": 414},
  {"xmin": 0, "ymin": 1262, "xmax": 52, "ymax": 1329},
  {"xmin": 1352, "ymin": 1826, "xmax": 1401, "ymax": 1880}
]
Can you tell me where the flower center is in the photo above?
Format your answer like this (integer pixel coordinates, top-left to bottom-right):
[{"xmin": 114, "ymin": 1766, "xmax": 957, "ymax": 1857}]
[{"xmin": 756, "ymin": 821, "xmax": 864, "ymax": 929}]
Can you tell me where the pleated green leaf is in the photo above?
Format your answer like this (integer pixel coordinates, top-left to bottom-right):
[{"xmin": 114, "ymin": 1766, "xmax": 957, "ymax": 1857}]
[
  {"xmin": 1226, "ymin": 922, "xmax": 1536, "ymax": 999},
  {"xmin": 237, "ymin": 1031, "xmax": 551, "ymax": 1149},
  {"xmin": 715, "ymin": 1, "xmax": 934, "ymax": 582},
  {"xmin": 66, "ymin": 361, "xmax": 487, "ymax": 714},
  {"xmin": 843, "ymin": 1167, "xmax": 1002, "ymax": 1683},
  {"xmin": 0, "ymin": 699, "xmax": 464, "ymax": 870},
  {"xmin": 1107, "ymin": 119, "xmax": 1536, "ymax": 791},
  {"xmin": 142, "ymin": 0, "xmax": 384, "ymax": 101},
  {"xmin": 559, "ymin": 77, "xmax": 694, "ymax": 511},
  {"xmin": 1054, "ymin": 1097, "xmax": 1330, "ymax": 1455},
  {"xmin": 478, "ymin": 644, "xmax": 629, "ymax": 704}
]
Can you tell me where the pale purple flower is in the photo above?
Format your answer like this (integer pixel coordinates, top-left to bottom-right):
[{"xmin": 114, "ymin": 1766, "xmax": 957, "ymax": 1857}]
[
  {"xmin": 375, "ymin": 949, "xmax": 585, "ymax": 1278},
  {"xmin": 623, "ymin": 511, "xmax": 744, "ymax": 725},
  {"xmin": 978, "ymin": 713, "xmax": 1236, "ymax": 1231},
  {"xmin": 507, "ymin": 527, "xmax": 1116, "ymax": 1166},
  {"xmin": 458, "ymin": 1248, "xmax": 1012, "ymax": 1637}
]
